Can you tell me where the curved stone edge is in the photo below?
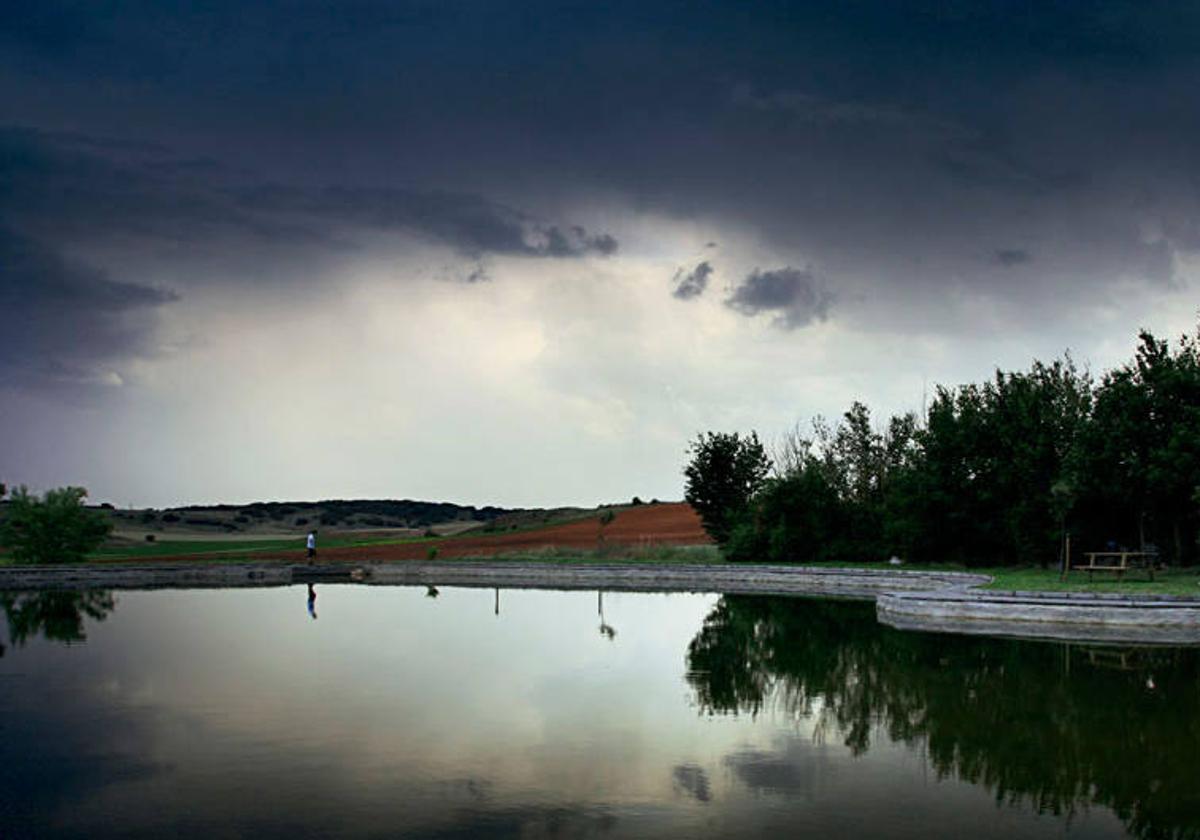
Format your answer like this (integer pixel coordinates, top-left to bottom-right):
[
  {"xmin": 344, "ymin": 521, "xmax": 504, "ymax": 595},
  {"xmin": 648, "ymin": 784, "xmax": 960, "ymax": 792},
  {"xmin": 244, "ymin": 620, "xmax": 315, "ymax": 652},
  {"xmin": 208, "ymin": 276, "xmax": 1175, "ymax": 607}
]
[{"xmin": 876, "ymin": 589, "xmax": 1200, "ymax": 646}]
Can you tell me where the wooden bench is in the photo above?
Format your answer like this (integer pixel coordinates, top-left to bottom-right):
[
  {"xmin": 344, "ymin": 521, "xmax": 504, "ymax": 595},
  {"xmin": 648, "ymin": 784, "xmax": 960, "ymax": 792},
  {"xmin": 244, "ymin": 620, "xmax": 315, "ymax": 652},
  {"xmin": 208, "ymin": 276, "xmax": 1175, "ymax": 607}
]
[{"xmin": 1069, "ymin": 551, "xmax": 1161, "ymax": 582}]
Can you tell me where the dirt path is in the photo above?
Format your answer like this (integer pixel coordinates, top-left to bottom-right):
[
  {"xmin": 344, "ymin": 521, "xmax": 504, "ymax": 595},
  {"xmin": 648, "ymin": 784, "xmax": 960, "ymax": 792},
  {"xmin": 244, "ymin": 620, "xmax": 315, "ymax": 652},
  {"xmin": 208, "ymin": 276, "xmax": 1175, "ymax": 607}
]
[{"xmin": 105, "ymin": 502, "xmax": 711, "ymax": 564}]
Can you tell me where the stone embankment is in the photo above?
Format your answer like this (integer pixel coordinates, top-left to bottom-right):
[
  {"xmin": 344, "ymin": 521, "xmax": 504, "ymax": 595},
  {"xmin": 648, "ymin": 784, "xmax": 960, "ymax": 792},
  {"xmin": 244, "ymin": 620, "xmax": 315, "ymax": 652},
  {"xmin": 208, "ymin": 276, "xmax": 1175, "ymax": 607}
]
[
  {"xmin": 876, "ymin": 588, "xmax": 1200, "ymax": 645},
  {"xmin": 1, "ymin": 561, "xmax": 1198, "ymax": 644}
]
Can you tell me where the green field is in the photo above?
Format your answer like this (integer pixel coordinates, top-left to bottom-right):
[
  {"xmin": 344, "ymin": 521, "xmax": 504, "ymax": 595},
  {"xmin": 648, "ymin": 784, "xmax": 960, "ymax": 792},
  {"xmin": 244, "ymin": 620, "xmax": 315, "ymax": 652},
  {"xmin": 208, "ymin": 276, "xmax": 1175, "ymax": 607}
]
[{"xmin": 86, "ymin": 533, "xmax": 432, "ymax": 561}]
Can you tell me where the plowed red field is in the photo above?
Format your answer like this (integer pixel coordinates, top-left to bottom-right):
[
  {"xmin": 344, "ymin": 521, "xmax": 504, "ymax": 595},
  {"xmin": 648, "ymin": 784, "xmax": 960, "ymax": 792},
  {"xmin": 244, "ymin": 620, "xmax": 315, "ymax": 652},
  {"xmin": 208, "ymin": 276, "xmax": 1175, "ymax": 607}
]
[{"xmin": 121, "ymin": 502, "xmax": 710, "ymax": 564}]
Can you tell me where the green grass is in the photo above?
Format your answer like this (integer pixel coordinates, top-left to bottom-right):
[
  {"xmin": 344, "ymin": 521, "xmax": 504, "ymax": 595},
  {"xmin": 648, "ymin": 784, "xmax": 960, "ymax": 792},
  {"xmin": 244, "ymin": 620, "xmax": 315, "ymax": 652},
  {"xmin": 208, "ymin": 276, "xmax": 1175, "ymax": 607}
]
[
  {"xmin": 982, "ymin": 565, "xmax": 1200, "ymax": 596},
  {"xmin": 87, "ymin": 533, "xmax": 434, "ymax": 561}
]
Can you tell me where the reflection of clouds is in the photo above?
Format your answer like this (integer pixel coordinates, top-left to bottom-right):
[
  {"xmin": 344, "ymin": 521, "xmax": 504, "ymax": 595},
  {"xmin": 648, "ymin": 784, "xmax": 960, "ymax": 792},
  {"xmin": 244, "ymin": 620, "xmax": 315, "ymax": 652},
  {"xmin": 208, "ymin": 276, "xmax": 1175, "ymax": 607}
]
[
  {"xmin": 672, "ymin": 763, "xmax": 711, "ymax": 803},
  {"xmin": 723, "ymin": 737, "xmax": 829, "ymax": 798}
]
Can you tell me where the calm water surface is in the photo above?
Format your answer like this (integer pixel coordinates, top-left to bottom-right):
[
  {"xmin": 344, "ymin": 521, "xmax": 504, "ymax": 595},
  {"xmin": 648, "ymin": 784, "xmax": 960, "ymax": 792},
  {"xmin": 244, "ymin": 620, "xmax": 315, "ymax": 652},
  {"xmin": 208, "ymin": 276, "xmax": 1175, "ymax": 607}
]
[{"xmin": 1, "ymin": 586, "xmax": 1198, "ymax": 838}]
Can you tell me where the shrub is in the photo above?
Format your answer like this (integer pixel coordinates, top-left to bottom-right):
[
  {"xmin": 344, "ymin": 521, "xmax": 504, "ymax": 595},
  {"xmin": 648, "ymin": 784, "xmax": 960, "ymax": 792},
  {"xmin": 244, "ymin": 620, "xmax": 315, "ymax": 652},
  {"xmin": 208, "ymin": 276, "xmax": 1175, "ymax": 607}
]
[
  {"xmin": 145, "ymin": 534, "xmax": 156, "ymax": 542},
  {"xmin": 161, "ymin": 513, "xmax": 180, "ymax": 523},
  {"xmin": 0, "ymin": 486, "xmax": 113, "ymax": 564}
]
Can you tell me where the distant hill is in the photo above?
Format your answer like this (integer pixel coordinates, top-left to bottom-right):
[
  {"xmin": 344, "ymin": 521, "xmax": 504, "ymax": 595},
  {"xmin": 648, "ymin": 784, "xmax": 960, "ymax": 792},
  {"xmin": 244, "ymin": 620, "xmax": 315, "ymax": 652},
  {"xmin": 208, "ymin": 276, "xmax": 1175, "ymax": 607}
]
[{"xmin": 94, "ymin": 498, "xmax": 531, "ymax": 538}]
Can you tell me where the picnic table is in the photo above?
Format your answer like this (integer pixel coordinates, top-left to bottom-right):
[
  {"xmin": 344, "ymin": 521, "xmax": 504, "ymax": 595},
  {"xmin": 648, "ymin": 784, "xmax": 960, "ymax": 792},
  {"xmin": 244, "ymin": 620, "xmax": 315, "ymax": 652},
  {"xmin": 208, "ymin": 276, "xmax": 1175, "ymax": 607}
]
[{"xmin": 1069, "ymin": 551, "xmax": 1161, "ymax": 581}]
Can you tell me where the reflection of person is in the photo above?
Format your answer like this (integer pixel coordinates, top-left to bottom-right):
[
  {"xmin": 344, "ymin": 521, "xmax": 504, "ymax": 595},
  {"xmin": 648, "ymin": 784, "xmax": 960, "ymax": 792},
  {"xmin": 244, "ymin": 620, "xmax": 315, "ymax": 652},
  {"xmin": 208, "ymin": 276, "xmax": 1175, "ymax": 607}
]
[
  {"xmin": 306, "ymin": 530, "xmax": 317, "ymax": 562},
  {"xmin": 307, "ymin": 583, "xmax": 317, "ymax": 620}
]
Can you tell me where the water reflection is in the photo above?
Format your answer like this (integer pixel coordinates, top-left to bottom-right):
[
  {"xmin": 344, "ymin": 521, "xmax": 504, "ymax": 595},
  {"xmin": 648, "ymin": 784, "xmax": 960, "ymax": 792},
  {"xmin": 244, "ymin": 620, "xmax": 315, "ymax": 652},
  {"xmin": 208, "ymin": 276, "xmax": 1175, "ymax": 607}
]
[
  {"xmin": 686, "ymin": 596, "xmax": 1200, "ymax": 839},
  {"xmin": 0, "ymin": 590, "xmax": 116, "ymax": 655}
]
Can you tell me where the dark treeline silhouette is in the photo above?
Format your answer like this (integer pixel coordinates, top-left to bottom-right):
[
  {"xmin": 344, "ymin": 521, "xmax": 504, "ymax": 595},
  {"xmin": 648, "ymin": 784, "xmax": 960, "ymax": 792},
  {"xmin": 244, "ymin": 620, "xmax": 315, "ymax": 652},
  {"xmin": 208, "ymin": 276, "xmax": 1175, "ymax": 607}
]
[
  {"xmin": 688, "ymin": 326, "xmax": 1200, "ymax": 566},
  {"xmin": 687, "ymin": 596, "xmax": 1200, "ymax": 839}
]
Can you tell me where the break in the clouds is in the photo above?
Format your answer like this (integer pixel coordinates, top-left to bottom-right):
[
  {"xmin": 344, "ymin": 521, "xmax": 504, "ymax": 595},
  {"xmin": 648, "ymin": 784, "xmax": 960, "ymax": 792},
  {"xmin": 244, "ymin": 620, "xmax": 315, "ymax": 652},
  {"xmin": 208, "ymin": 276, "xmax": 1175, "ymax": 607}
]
[
  {"xmin": 672, "ymin": 261, "xmax": 713, "ymax": 300},
  {"xmin": 726, "ymin": 268, "xmax": 833, "ymax": 330},
  {"xmin": 3, "ymin": 1, "xmax": 1200, "ymax": 505}
]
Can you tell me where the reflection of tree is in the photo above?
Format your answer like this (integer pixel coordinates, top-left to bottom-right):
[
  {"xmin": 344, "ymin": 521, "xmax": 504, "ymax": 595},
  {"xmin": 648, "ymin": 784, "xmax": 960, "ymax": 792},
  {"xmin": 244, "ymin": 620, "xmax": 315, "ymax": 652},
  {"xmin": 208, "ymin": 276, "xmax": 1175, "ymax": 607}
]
[
  {"xmin": 0, "ymin": 590, "xmax": 117, "ymax": 652},
  {"xmin": 687, "ymin": 596, "xmax": 1200, "ymax": 840}
]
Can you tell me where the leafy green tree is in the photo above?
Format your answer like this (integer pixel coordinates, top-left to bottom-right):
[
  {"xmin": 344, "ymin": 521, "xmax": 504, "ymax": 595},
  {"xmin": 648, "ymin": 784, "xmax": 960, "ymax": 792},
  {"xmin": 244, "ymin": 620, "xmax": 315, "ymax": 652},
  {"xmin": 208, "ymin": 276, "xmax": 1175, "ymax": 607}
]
[
  {"xmin": 1078, "ymin": 330, "xmax": 1200, "ymax": 563},
  {"xmin": 684, "ymin": 431, "xmax": 771, "ymax": 545},
  {"xmin": 0, "ymin": 486, "xmax": 113, "ymax": 564}
]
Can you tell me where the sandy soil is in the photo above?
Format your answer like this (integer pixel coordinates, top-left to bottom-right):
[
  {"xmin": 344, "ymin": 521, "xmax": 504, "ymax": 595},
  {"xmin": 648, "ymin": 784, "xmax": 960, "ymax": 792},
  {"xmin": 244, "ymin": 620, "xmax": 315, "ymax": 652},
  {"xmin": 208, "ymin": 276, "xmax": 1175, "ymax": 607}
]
[{"xmin": 116, "ymin": 503, "xmax": 710, "ymax": 563}]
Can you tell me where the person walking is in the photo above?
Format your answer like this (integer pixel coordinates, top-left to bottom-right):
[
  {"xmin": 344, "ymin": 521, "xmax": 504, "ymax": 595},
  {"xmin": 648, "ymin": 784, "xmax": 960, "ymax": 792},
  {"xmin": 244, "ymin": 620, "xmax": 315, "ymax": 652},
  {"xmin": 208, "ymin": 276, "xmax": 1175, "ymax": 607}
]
[{"xmin": 306, "ymin": 530, "xmax": 317, "ymax": 562}]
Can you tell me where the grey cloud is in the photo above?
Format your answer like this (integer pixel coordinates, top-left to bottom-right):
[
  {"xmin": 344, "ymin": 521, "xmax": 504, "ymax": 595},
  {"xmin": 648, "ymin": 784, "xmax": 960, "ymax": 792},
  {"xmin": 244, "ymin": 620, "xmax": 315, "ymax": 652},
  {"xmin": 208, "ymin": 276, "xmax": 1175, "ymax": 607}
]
[
  {"xmin": 0, "ymin": 126, "xmax": 620, "ymax": 391},
  {"xmin": 672, "ymin": 261, "xmax": 713, "ymax": 300},
  {"xmin": 236, "ymin": 185, "xmax": 618, "ymax": 260},
  {"xmin": 3, "ymin": 2, "xmax": 1199, "ymax": 339},
  {"xmin": 726, "ymin": 267, "xmax": 833, "ymax": 329},
  {"xmin": 1, "ymin": 126, "xmax": 617, "ymax": 263},
  {"xmin": 0, "ymin": 227, "xmax": 177, "ymax": 390},
  {"xmin": 994, "ymin": 248, "xmax": 1032, "ymax": 267}
]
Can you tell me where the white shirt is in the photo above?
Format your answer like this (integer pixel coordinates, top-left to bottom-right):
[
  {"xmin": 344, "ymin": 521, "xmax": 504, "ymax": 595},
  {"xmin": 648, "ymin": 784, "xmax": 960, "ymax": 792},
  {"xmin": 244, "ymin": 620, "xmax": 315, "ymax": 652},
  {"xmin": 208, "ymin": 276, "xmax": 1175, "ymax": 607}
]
[{"xmin": 306, "ymin": 533, "xmax": 315, "ymax": 549}]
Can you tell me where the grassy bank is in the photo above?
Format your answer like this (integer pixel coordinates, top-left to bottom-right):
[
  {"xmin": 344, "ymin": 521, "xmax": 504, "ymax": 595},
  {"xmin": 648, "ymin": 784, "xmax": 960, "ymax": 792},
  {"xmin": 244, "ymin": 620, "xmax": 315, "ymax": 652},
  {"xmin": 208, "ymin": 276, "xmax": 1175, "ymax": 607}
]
[{"xmin": 86, "ymin": 533, "xmax": 433, "ymax": 561}]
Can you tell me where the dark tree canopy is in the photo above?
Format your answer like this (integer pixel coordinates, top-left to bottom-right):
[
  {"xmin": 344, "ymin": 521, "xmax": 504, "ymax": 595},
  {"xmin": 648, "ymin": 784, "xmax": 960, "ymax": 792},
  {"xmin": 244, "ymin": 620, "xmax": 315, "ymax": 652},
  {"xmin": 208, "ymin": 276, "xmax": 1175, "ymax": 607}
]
[
  {"xmin": 683, "ymin": 431, "xmax": 771, "ymax": 545},
  {"xmin": 696, "ymin": 324, "xmax": 1200, "ymax": 567}
]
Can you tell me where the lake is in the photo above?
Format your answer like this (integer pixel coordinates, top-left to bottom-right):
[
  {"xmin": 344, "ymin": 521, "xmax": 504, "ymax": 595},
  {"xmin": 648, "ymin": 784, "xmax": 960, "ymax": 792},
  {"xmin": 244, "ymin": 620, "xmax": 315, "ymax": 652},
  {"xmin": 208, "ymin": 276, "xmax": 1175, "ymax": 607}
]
[{"xmin": 1, "ymin": 585, "xmax": 1197, "ymax": 838}]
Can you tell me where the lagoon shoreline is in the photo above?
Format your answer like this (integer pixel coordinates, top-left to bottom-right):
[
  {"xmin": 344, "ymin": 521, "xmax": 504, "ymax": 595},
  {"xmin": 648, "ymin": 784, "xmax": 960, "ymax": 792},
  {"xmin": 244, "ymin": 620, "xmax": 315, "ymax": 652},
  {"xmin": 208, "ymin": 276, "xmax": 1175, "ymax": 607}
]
[{"xmin": 2, "ymin": 561, "xmax": 1199, "ymax": 645}]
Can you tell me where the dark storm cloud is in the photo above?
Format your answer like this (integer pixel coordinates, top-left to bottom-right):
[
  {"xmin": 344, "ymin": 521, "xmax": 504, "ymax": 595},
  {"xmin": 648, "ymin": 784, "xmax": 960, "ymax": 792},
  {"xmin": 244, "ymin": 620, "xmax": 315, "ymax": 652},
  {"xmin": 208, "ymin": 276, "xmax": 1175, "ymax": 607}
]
[
  {"xmin": 234, "ymin": 184, "xmax": 618, "ymax": 259},
  {"xmin": 0, "ymin": 126, "xmax": 617, "ymax": 390},
  {"xmin": 726, "ymin": 268, "xmax": 833, "ymax": 329},
  {"xmin": 0, "ymin": 127, "xmax": 618, "ymax": 261},
  {"xmin": 0, "ymin": 227, "xmax": 177, "ymax": 389},
  {"xmin": 2, "ymin": 0, "xmax": 1199, "ymax": 336},
  {"xmin": 672, "ymin": 261, "xmax": 713, "ymax": 300}
]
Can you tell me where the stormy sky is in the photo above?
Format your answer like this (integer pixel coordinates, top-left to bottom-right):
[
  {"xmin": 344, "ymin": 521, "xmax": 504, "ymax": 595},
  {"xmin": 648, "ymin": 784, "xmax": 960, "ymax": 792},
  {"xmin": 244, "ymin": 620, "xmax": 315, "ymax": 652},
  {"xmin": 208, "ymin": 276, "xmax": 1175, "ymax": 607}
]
[{"xmin": 3, "ymin": 1, "xmax": 1199, "ymax": 507}]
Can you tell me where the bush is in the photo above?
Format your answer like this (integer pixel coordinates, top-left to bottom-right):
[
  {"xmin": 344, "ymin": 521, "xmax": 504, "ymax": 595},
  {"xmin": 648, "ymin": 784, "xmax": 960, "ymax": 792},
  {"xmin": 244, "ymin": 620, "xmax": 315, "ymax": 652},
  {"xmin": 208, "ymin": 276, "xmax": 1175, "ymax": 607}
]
[
  {"xmin": 161, "ymin": 513, "xmax": 180, "ymax": 523},
  {"xmin": 145, "ymin": 534, "xmax": 156, "ymax": 542},
  {"xmin": 0, "ymin": 486, "xmax": 113, "ymax": 564}
]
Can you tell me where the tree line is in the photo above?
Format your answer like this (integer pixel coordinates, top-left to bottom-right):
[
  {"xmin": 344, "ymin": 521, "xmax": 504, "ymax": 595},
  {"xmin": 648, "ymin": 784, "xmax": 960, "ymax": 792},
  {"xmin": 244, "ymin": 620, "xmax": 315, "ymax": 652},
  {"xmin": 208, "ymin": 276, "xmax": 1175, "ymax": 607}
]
[{"xmin": 685, "ymin": 325, "xmax": 1200, "ymax": 567}]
